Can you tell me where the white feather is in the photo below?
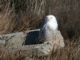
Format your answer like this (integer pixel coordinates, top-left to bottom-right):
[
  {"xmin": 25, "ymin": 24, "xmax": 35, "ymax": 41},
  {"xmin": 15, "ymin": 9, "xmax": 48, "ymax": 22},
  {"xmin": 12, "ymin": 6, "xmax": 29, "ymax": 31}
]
[
  {"xmin": 44, "ymin": 15, "xmax": 58, "ymax": 31},
  {"xmin": 39, "ymin": 15, "xmax": 58, "ymax": 42}
]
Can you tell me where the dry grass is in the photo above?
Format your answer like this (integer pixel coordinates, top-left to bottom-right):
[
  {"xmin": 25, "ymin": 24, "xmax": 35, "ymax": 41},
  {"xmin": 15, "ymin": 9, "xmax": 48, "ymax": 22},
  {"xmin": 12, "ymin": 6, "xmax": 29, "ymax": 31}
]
[
  {"xmin": 0, "ymin": 40, "xmax": 80, "ymax": 60},
  {"xmin": 0, "ymin": 0, "xmax": 46, "ymax": 33},
  {"xmin": 0, "ymin": 0, "xmax": 80, "ymax": 39},
  {"xmin": 0, "ymin": 1, "xmax": 16, "ymax": 34},
  {"xmin": 0, "ymin": 0, "xmax": 80, "ymax": 60}
]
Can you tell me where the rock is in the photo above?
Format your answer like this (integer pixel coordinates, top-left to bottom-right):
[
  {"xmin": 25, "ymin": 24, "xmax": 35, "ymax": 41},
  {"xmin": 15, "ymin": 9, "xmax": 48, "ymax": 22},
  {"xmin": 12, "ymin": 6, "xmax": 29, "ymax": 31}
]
[{"xmin": 0, "ymin": 29, "xmax": 64, "ymax": 56}]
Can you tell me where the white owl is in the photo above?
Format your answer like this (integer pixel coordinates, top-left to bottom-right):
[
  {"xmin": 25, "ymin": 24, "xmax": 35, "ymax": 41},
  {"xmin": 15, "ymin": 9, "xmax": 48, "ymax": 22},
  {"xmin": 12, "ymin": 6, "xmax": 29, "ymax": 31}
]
[
  {"xmin": 44, "ymin": 15, "xmax": 58, "ymax": 31},
  {"xmin": 39, "ymin": 15, "xmax": 65, "ymax": 50},
  {"xmin": 39, "ymin": 15, "xmax": 58, "ymax": 42}
]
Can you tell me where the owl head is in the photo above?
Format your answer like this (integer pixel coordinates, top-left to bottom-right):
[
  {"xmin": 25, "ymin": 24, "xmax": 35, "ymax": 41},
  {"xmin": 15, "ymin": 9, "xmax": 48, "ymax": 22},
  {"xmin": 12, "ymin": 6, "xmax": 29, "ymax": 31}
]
[{"xmin": 44, "ymin": 15, "xmax": 58, "ymax": 30}]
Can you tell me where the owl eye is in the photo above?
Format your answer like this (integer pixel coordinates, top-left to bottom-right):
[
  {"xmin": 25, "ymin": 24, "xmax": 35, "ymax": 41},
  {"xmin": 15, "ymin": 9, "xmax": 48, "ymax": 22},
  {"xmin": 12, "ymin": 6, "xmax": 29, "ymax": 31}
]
[{"xmin": 50, "ymin": 17, "xmax": 53, "ymax": 19}]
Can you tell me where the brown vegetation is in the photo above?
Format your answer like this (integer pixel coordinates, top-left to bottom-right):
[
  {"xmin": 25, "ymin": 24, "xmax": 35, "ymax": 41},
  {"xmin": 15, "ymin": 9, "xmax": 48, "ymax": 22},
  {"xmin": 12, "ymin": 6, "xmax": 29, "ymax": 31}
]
[
  {"xmin": 0, "ymin": 0, "xmax": 80, "ymax": 39},
  {"xmin": 0, "ymin": 40, "xmax": 80, "ymax": 60},
  {"xmin": 0, "ymin": 0, "xmax": 80, "ymax": 60}
]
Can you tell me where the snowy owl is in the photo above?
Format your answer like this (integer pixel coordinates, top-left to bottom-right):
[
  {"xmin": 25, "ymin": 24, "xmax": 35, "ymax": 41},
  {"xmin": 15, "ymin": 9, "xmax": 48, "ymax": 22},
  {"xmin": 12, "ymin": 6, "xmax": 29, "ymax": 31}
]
[
  {"xmin": 38, "ymin": 15, "xmax": 58, "ymax": 42},
  {"xmin": 38, "ymin": 15, "xmax": 65, "ymax": 50},
  {"xmin": 44, "ymin": 15, "xmax": 58, "ymax": 31}
]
